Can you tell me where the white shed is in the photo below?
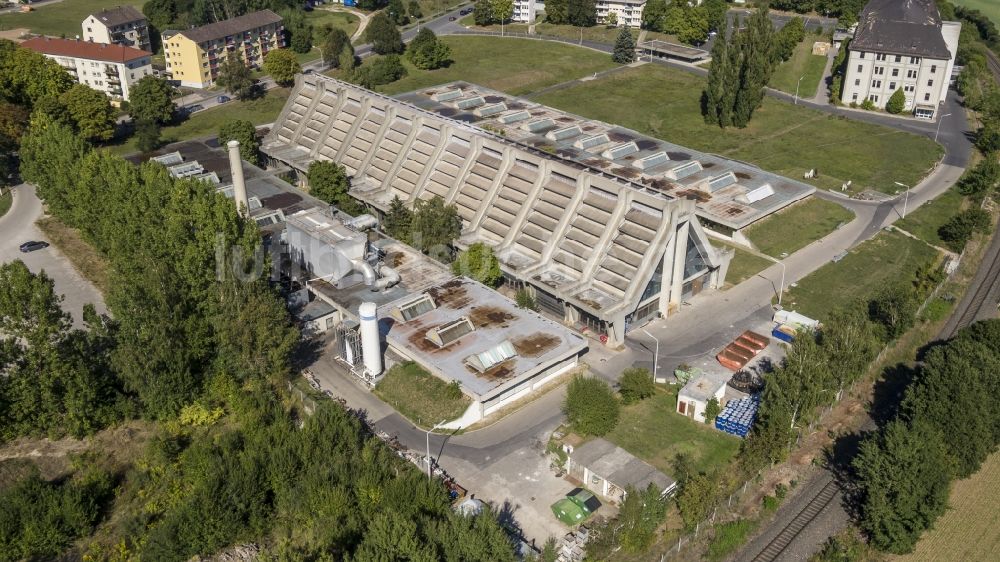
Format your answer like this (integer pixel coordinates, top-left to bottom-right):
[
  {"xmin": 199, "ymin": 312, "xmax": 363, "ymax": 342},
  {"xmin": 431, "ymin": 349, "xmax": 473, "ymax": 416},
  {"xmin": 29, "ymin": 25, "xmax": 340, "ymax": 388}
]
[{"xmin": 677, "ymin": 375, "xmax": 727, "ymax": 423}]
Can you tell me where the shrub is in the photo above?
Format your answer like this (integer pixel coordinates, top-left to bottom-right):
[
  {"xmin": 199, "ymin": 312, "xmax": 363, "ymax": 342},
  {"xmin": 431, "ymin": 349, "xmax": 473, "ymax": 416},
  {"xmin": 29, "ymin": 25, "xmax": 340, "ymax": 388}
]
[
  {"xmin": 515, "ymin": 289, "xmax": 537, "ymax": 311},
  {"xmin": 618, "ymin": 367, "xmax": 655, "ymax": 404},
  {"xmin": 452, "ymin": 242, "xmax": 501, "ymax": 286},
  {"xmin": 563, "ymin": 376, "xmax": 620, "ymax": 436},
  {"xmin": 352, "ymin": 55, "xmax": 407, "ymax": 89},
  {"xmin": 707, "ymin": 519, "xmax": 757, "ymax": 561},
  {"xmin": 885, "ymin": 88, "xmax": 906, "ymax": 114},
  {"xmin": 938, "ymin": 208, "xmax": 992, "ymax": 252},
  {"xmin": 704, "ymin": 397, "xmax": 721, "ymax": 423},
  {"xmin": 860, "ymin": 98, "xmax": 876, "ymax": 111}
]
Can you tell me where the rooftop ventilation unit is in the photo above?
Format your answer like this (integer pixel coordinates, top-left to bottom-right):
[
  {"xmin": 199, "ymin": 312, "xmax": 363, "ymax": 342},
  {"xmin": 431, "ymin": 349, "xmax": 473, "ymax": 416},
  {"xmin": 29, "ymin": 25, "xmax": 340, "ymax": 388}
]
[
  {"xmin": 546, "ymin": 125, "xmax": 582, "ymax": 141},
  {"xmin": 392, "ymin": 293, "xmax": 436, "ymax": 322},
  {"xmin": 708, "ymin": 172, "xmax": 737, "ymax": 192},
  {"xmin": 523, "ymin": 118, "xmax": 556, "ymax": 133},
  {"xmin": 426, "ymin": 317, "xmax": 475, "ymax": 348},
  {"xmin": 574, "ymin": 133, "xmax": 609, "ymax": 150},
  {"xmin": 632, "ymin": 151, "xmax": 670, "ymax": 170},
  {"xmin": 455, "ymin": 96, "xmax": 486, "ymax": 110},
  {"xmin": 465, "ymin": 340, "xmax": 517, "ymax": 373},
  {"xmin": 168, "ymin": 161, "xmax": 205, "ymax": 178},
  {"xmin": 475, "ymin": 102, "xmax": 507, "ymax": 117},
  {"xmin": 432, "ymin": 88, "xmax": 463, "ymax": 102},
  {"xmin": 746, "ymin": 183, "xmax": 775, "ymax": 203},
  {"xmin": 666, "ymin": 160, "xmax": 702, "ymax": 180},
  {"xmin": 498, "ymin": 110, "xmax": 531, "ymax": 124},
  {"xmin": 602, "ymin": 142, "xmax": 639, "ymax": 160}
]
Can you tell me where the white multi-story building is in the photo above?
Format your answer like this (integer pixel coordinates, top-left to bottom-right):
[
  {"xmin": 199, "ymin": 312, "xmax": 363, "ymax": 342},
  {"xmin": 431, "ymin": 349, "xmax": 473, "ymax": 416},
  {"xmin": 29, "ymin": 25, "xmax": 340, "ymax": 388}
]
[
  {"xmin": 512, "ymin": 0, "xmax": 537, "ymax": 23},
  {"xmin": 21, "ymin": 37, "xmax": 153, "ymax": 103},
  {"xmin": 82, "ymin": 5, "xmax": 151, "ymax": 52},
  {"xmin": 596, "ymin": 0, "xmax": 646, "ymax": 28},
  {"xmin": 841, "ymin": 0, "xmax": 959, "ymax": 119}
]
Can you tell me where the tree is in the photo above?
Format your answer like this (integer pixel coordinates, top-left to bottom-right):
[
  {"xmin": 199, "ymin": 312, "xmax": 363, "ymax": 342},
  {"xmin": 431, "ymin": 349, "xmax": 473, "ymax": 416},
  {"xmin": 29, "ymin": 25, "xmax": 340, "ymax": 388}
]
[
  {"xmin": 135, "ymin": 119, "xmax": 162, "ymax": 153},
  {"xmin": 957, "ymin": 156, "xmax": 1000, "ymax": 199},
  {"xmin": 1, "ymin": 46, "xmax": 74, "ymax": 108},
  {"xmin": 704, "ymin": 397, "xmax": 721, "ymax": 423},
  {"xmin": 59, "ymin": 84, "xmax": 115, "ymax": 142},
  {"xmin": 676, "ymin": 471, "xmax": 715, "ymax": 530},
  {"xmin": 618, "ymin": 367, "xmax": 654, "ymax": 404},
  {"xmin": 408, "ymin": 0, "xmax": 423, "ymax": 19},
  {"xmin": 406, "ymin": 28, "xmax": 452, "ymax": 70},
  {"xmin": 358, "ymin": 0, "xmax": 389, "ymax": 10},
  {"xmin": 938, "ymin": 208, "xmax": 992, "ymax": 252},
  {"xmin": 474, "ymin": 0, "xmax": 495, "ymax": 26},
  {"xmin": 885, "ymin": 88, "xmax": 906, "ymax": 114},
  {"xmin": 366, "ymin": 12, "xmax": 405, "ymax": 55},
  {"xmin": 128, "ymin": 76, "xmax": 176, "ymax": 125},
  {"xmin": 612, "ymin": 26, "xmax": 636, "ymax": 63},
  {"xmin": 567, "ymin": 0, "xmax": 596, "ymax": 27},
  {"xmin": 264, "ymin": 49, "xmax": 301, "ymax": 86},
  {"xmin": 868, "ymin": 285, "xmax": 918, "ymax": 341},
  {"xmin": 218, "ymin": 120, "xmax": 259, "ymax": 167},
  {"xmin": 143, "ymin": 0, "xmax": 177, "ymax": 30},
  {"xmin": 388, "ymin": 0, "xmax": 410, "ymax": 25},
  {"xmin": 322, "ymin": 27, "xmax": 353, "ymax": 68},
  {"xmin": 773, "ymin": 16, "xmax": 805, "ymax": 62},
  {"xmin": 216, "ymin": 54, "xmax": 257, "ymax": 100},
  {"xmin": 616, "ymin": 484, "xmax": 668, "ymax": 553},
  {"xmin": 0, "ymin": 101, "xmax": 28, "ymax": 186},
  {"xmin": 452, "ymin": 242, "xmax": 502, "ymax": 286},
  {"xmin": 339, "ymin": 44, "xmax": 357, "ymax": 73},
  {"xmin": 352, "ymin": 54, "xmax": 407, "ymax": 89},
  {"xmin": 384, "ymin": 195, "xmax": 413, "ymax": 241},
  {"xmin": 19, "ymin": 113, "xmax": 91, "ymax": 219},
  {"xmin": 492, "ymin": 0, "xmax": 514, "ymax": 26},
  {"xmin": 307, "ymin": 160, "xmax": 352, "ymax": 208},
  {"xmin": 606, "ymin": 11, "xmax": 618, "ymax": 27},
  {"xmin": 853, "ymin": 420, "xmax": 952, "ymax": 553},
  {"xmin": 703, "ymin": 0, "xmax": 728, "ymax": 33},
  {"xmin": 641, "ymin": 0, "xmax": 667, "ymax": 31},
  {"xmin": 282, "ymin": 9, "xmax": 314, "ymax": 54},
  {"xmin": 410, "ymin": 195, "xmax": 462, "ymax": 255},
  {"xmin": 731, "ymin": 6, "xmax": 775, "ymax": 127},
  {"xmin": 563, "ymin": 375, "xmax": 620, "ymax": 436},
  {"xmin": 703, "ymin": 30, "xmax": 732, "ymax": 127}
]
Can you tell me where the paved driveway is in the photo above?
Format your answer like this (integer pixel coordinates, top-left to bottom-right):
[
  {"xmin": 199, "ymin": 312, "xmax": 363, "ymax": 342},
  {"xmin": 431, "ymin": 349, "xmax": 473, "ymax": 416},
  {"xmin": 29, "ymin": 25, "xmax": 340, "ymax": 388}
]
[{"xmin": 0, "ymin": 185, "xmax": 106, "ymax": 324}]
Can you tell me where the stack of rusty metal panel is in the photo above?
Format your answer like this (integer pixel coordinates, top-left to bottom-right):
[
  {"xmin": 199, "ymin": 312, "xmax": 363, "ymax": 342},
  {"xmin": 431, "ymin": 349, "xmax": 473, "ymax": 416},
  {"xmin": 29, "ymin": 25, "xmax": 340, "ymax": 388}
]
[{"xmin": 716, "ymin": 331, "xmax": 770, "ymax": 371}]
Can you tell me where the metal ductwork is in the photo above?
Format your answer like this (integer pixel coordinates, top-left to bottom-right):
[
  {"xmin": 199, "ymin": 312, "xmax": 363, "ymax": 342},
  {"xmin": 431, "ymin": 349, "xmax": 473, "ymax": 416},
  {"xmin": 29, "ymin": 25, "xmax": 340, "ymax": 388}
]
[
  {"xmin": 372, "ymin": 265, "xmax": 401, "ymax": 292},
  {"xmin": 226, "ymin": 140, "xmax": 250, "ymax": 218},
  {"xmin": 346, "ymin": 214, "xmax": 379, "ymax": 231},
  {"xmin": 352, "ymin": 259, "xmax": 377, "ymax": 286},
  {"xmin": 358, "ymin": 302, "xmax": 382, "ymax": 377}
]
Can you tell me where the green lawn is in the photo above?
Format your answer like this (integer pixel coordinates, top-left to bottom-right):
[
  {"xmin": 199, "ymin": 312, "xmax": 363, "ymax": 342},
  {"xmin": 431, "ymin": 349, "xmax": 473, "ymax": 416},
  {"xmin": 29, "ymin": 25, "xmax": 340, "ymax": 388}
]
[
  {"xmin": 307, "ymin": 9, "xmax": 359, "ymax": 41},
  {"xmin": 952, "ymin": 0, "xmax": 1000, "ymax": 26},
  {"xmin": 744, "ymin": 198, "xmax": 855, "ymax": 257},
  {"xmin": 721, "ymin": 244, "xmax": 774, "ymax": 286},
  {"xmin": 355, "ymin": 36, "xmax": 618, "ymax": 96},
  {"xmin": 533, "ymin": 23, "xmax": 639, "ymax": 44},
  {"xmin": 373, "ymin": 362, "xmax": 471, "ymax": 428},
  {"xmin": 783, "ymin": 230, "xmax": 941, "ymax": 319},
  {"xmin": 895, "ymin": 188, "xmax": 967, "ymax": 248},
  {"xmin": 0, "ymin": 189, "xmax": 11, "ymax": 219},
  {"xmin": 0, "ymin": 0, "xmax": 144, "ymax": 37},
  {"xmin": 534, "ymin": 64, "xmax": 943, "ymax": 195},
  {"xmin": 103, "ymin": 88, "xmax": 290, "ymax": 156},
  {"xmin": 605, "ymin": 386, "xmax": 740, "ymax": 478},
  {"xmin": 769, "ymin": 39, "xmax": 828, "ymax": 99}
]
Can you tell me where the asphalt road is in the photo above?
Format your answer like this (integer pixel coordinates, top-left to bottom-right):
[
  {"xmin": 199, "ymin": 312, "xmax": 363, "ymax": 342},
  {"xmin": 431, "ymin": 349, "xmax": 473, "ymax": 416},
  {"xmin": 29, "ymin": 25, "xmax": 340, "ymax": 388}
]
[{"xmin": 0, "ymin": 185, "xmax": 106, "ymax": 325}]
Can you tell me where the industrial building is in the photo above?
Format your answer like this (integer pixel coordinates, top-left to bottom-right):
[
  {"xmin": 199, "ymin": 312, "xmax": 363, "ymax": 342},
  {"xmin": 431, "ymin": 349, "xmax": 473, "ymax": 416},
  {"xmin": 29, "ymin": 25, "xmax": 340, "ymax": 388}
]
[
  {"xmin": 840, "ymin": 0, "xmax": 960, "ymax": 118},
  {"xmin": 162, "ymin": 10, "xmax": 284, "ymax": 88},
  {"xmin": 82, "ymin": 5, "xmax": 151, "ymax": 52},
  {"xmin": 568, "ymin": 438, "xmax": 676, "ymax": 501},
  {"xmin": 20, "ymin": 37, "xmax": 153, "ymax": 103},
  {"xmin": 261, "ymin": 76, "xmax": 815, "ymax": 345}
]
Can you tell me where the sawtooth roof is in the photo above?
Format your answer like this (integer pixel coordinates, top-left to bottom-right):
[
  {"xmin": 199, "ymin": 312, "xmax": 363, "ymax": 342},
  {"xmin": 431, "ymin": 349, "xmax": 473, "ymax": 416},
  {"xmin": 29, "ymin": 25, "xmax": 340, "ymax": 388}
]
[{"xmin": 850, "ymin": 0, "xmax": 952, "ymax": 59}]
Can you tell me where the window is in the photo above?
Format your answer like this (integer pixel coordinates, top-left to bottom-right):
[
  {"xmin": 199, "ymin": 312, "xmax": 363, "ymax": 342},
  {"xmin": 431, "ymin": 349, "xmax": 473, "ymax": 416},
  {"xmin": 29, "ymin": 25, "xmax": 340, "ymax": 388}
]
[
  {"xmin": 907, "ymin": 69, "xmax": 917, "ymax": 78},
  {"xmin": 852, "ymin": 93, "xmax": 859, "ymax": 102},
  {"xmin": 928, "ymin": 79, "xmax": 934, "ymax": 87},
  {"xmin": 892, "ymin": 68, "xmax": 899, "ymax": 77},
  {"xmin": 931, "ymin": 64, "xmax": 937, "ymax": 73},
  {"xmin": 894, "ymin": 55, "xmax": 901, "ymax": 62},
  {"xmin": 889, "ymin": 82, "xmax": 896, "ymax": 90},
  {"xmin": 872, "ymin": 80, "xmax": 882, "ymax": 88},
  {"xmin": 86, "ymin": 27, "xmax": 91, "ymax": 32},
  {"xmin": 924, "ymin": 93, "xmax": 931, "ymax": 101},
  {"xmin": 876, "ymin": 53, "xmax": 886, "ymax": 61},
  {"xmin": 858, "ymin": 52, "xmax": 866, "ymax": 58},
  {"xmin": 910, "ymin": 56, "xmax": 920, "ymax": 64},
  {"xmin": 874, "ymin": 66, "xmax": 884, "ymax": 75},
  {"xmin": 904, "ymin": 84, "xmax": 915, "ymax": 93},
  {"xmin": 857, "ymin": 64, "xmax": 863, "ymax": 72},
  {"xmin": 855, "ymin": 78, "xmax": 861, "ymax": 86}
]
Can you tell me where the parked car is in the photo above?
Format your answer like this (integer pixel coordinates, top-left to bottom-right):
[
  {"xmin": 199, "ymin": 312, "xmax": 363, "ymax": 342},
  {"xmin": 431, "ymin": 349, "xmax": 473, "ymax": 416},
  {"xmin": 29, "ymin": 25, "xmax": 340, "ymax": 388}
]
[
  {"xmin": 216, "ymin": 95, "xmax": 231, "ymax": 104},
  {"xmin": 550, "ymin": 488, "xmax": 602, "ymax": 525},
  {"xmin": 449, "ymin": 16, "xmax": 456, "ymax": 20},
  {"xmin": 19, "ymin": 241, "xmax": 49, "ymax": 253}
]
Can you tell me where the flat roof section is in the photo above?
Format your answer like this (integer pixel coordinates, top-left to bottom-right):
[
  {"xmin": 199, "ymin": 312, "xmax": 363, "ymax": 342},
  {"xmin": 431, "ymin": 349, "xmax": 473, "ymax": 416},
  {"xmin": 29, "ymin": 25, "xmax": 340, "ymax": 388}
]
[
  {"xmin": 395, "ymin": 82, "xmax": 814, "ymax": 230},
  {"xmin": 636, "ymin": 40, "xmax": 710, "ymax": 61},
  {"xmin": 378, "ymin": 278, "xmax": 587, "ymax": 400},
  {"xmin": 571, "ymin": 438, "xmax": 676, "ymax": 494}
]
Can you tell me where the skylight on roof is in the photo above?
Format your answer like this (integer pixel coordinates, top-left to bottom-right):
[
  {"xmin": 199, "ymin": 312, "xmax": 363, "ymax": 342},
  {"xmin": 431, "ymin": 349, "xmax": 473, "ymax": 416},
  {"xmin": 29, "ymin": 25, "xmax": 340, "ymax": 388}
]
[
  {"xmin": 396, "ymin": 294, "xmax": 436, "ymax": 322},
  {"xmin": 547, "ymin": 125, "xmax": 582, "ymax": 141},
  {"xmin": 499, "ymin": 110, "xmax": 530, "ymax": 124},
  {"xmin": 633, "ymin": 151, "xmax": 669, "ymax": 170},
  {"xmin": 575, "ymin": 134, "xmax": 609, "ymax": 150},
  {"xmin": 668, "ymin": 161, "xmax": 702, "ymax": 180},
  {"xmin": 602, "ymin": 142, "xmax": 639, "ymax": 160},
  {"xmin": 746, "ymin": 183, "xmax": 775, "ymax": 203},
  {"xmin": 426, "ymin": 317, "xmax": 475, "ymax": 348},
  {"xmin": 708, "ymin": 172, "xmax": 736, "ymax": 192},
  {"xmin": 466, "ymin": 340, "xmax": 517, "ymax": 373}
]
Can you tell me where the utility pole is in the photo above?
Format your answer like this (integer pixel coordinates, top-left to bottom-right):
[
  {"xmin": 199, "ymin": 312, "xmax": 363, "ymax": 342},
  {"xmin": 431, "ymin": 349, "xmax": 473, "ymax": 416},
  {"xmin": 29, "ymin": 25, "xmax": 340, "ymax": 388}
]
[{"xmin": 640, "ymin": 328, "xmax": 659, "ymax": 381}]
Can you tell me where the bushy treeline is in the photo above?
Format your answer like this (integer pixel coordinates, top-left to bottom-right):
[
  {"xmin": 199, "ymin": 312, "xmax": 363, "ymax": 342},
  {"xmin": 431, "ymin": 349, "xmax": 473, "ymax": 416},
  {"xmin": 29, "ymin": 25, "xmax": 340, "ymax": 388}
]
[
  {"xmin": 767, "ymin": 0, "xmax": 866, "ymax": 26},
  {"xmin": 640, "ymin": 0, "xmax": 727, "ymax": 45},
  {"xmin": 738, "ymin": 264, "xmax": 943, "ymax": 475},
  {"xmin": 702, "ymin": 6, "xmax": 775, "ymax": 128},
  {"xmin": 852, "ymin": 320, "xmax": 1000, "ymax": 553}
]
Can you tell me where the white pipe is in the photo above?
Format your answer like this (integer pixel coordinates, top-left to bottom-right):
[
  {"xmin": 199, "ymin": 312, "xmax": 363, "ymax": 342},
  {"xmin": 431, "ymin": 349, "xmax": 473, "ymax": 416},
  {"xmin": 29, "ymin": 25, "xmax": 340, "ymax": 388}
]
[
  {"xmin": 226, "ymin": 140, "xmax": 250, "ymax": 218},
  {"xmin": 359, "ymin": 302, "xmax": 382, "ymax": 377},
  {"xmin": 373, "ymin": 265, "xmax": 401, "ymax": 292}
]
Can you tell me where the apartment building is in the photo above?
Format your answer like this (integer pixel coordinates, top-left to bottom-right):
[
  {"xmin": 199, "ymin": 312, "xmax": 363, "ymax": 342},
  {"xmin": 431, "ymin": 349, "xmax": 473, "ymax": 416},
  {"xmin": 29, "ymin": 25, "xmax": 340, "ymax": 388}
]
[
  {"xmin": 597, "ymin": 0, "xmax": 646, "ymax": 28},
  {"xmin": 512, "ymin": 0, "xmax": 537, "ymax": 23},
  {"xmin": 21, "ymin": 37, "xmax": 152, "ymax": 102},
  {"xmin": 162, "ymin": 10, "xmax": 284, "ymax": 89},
  {"xmin": 841, "ymin": 0, "xmax": 960, "ymax": 119},
  {"xmin": 82, "ymin": 6, "xmax": 151, "ymax": 52}
]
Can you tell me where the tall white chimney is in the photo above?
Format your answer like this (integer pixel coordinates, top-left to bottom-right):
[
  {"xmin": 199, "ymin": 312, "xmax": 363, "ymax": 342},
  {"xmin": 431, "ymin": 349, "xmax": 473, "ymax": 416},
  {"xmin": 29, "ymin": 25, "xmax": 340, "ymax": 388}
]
[
  {"xmin": 226, "ymin": 139, "xmax": 250, "ymax": 218},
  {"xmin": 359, "ymin": 302, "xmax": 382, "ymax": 377}
]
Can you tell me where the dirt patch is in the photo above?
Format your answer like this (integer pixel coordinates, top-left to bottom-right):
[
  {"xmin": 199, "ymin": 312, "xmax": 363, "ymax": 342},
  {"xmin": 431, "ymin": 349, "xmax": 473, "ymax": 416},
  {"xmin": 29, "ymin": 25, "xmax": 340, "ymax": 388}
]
[
  {"xmin": 426, "ymin": 278, "xmax": 472, "ymax": 309},
  {"xmin": 472, "ymin": 360, "xmax": 516, "ymax": 380},
  {"xmin": 0, "ymin": 28, "xmax": 29, "ymax": 42},
  {"xmin": 468, "ymin": 306, "xmax": 515, "ymax": 328},
  {"xmin": 636, "ymin": 139, "xmax": 659, "ymax": 150},
  {"xmin": 36, "ymin": 216, "xmax": 111, "ymax": 293},
  {"xmin": 675, "ymin": 189, "xmax": 712, "ymax": 203},
  {"xmin": 387, "ymin": 251, "xmax": 407, "ymax": 268},
  {"xmin": 512, "ymin": 332, "xmax": 561, "ymax": 357},
  {"xmin": 735, "ymin": 171, "xmax": 753, "ymax": 180}
]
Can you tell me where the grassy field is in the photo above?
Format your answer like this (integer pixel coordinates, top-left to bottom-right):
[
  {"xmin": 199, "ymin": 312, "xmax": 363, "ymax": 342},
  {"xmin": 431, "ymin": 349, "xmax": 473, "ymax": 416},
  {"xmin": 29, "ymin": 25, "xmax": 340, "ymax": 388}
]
[
  {"xmin": 307, "ymin": 9, "xmax": 359, "ymax": 41},
  {"xmin": 104, "ymin": 88, "xmax": 289, "ymax": 156},
  {"xmin": 0, "ymin": 0, "xmax": 144, "ymax": 38},
  {"xmin": 36, "ymin": 217, "xmax": 111, "ymax": 294},
  {"xmin": 534, "ymin": 65, "xmax": 943, "ymax": 195},
  {"xmin": 782, "ymin": 230, "xmax": 940, "ymax": 319},
  {"xmin": 893, "ymin": 452, "xmax": 1000, "ymax": 562},
  {"xmin": 373, "ymin": 362, "xmax": 471, "ymax": 427},
  {"xmin": 769, "ymin": 39, "xmax": 828, "ymax": 100},
  {"xmin": 605, "ymin": 386, "xmax": 740, "ymax": 478},
  {"xmin": 359, "ymin": 36, "xmax": 618, "ymax": 96},
  {"xmin": 719, "ymin": 242, "xmax": 773, "ymax": 286},
  {"xmin": 895, "ymin": 188, "xmax": 966, "ymax": 248},
  {"xmin": 533, "ymin": 22, "xmax": 638, "ymax": 44},
  {"xmin": 744, "ymin": 198, "xmax": 855, "ymax": 257},
  {"xmin": 0, "ymin": 189, "xmax": 11, "ymax": 219},
  {"xmin": 952, "ymin": 0, "xmax": 1000, "ymax": 25}
]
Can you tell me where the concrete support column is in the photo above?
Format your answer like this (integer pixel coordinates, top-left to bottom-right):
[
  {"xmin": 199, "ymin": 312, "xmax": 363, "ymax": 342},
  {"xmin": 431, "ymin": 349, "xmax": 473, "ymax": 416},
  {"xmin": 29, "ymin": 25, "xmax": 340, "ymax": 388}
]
[{"xmin": 669, "ymin": 220, "xmax": 690, "ymax": 307}]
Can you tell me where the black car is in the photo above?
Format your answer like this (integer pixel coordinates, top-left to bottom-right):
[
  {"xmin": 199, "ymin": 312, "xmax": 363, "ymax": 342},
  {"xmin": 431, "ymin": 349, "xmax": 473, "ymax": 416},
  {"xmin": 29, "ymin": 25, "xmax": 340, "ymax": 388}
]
[{"xmin": 19, "ymin": 241, "xmax": 49, "ymax": 253}]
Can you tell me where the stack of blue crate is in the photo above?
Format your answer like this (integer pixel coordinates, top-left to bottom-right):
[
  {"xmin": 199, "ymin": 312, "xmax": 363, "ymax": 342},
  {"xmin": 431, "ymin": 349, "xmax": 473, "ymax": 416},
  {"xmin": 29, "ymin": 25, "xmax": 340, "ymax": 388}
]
[{"xmin": 715, "ymin": 395, "xmax": 761, "ymax": 438}]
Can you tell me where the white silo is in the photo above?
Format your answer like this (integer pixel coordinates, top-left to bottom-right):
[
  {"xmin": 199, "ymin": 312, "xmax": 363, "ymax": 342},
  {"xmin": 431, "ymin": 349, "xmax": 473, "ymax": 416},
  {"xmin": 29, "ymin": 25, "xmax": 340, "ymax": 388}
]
[{"xmin": 359, "ymin": 302, "xmax": 382, "ymax": 377}]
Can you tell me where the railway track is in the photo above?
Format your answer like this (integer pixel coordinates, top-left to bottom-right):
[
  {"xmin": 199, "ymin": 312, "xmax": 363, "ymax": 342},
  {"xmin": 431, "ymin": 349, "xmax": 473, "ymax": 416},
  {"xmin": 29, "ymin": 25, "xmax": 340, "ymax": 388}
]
[
  {"xmin": 986, "ymin": 49, "xmax": 1000, "ymax": 83},
  {"xmin": 939, "ymin": 216, "xmax": 1000, "ymax": 339},
  {"xmin": 751, "ymin": 478, "xmax": 840, "ymax": 562}
]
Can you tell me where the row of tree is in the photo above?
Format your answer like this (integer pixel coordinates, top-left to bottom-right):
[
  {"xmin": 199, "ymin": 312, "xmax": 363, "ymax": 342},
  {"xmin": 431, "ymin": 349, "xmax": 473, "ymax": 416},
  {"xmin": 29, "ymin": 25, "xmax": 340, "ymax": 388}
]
[
  {"xmin": 767, "ymin": 0, "xmax": 866, "ymax": 25},
  {"xmin": 852, "ymin": 320, "xmax": 1000, "ymax": 553},
  {"xmin": 641, "ymin": 0, "xmax": 727, "ymax": 45},
  {"xmin": 702, "ymin": 6, "xmax": 776, "ymax": 128}
]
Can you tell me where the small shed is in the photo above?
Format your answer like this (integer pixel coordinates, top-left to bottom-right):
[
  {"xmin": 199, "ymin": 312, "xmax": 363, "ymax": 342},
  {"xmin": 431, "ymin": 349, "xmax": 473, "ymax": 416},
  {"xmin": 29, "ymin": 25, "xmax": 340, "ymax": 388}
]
[
  {"xmin": 568, "ymin": 438, "xmax": 676, "ymax": 503},
  {"xmin": 677, "ymin": 375, "xmax": 727, "ymax": 423}
]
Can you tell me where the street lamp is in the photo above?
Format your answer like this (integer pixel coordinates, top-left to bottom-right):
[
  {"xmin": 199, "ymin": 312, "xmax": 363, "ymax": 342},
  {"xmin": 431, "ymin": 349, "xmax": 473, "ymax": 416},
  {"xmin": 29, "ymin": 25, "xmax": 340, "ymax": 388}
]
[
  {"xmin": 794, "ymin": 75, "xmax": 805, "ymax": 105},
  {"xmin": 894, "ymin": 181, "xmax": 911, "ymax": 219},
  {"xmin": 640, "ymin": 328, "xmax": 659, "ymax": 381},
  {"xmin": 934, "ymin": 113, "xmax": 952, "ymax": 143},
  {"xmin": 425, "ymin": 419, "xmax": 447, "ymax": 479}
]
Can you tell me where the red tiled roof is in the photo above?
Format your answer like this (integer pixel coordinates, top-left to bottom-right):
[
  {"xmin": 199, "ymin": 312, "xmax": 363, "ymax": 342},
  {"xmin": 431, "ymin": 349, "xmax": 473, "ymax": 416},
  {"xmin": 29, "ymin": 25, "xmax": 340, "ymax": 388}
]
[{"xmin": 21, "ymin": 37, "xmax": 152, "ymax": 63}]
